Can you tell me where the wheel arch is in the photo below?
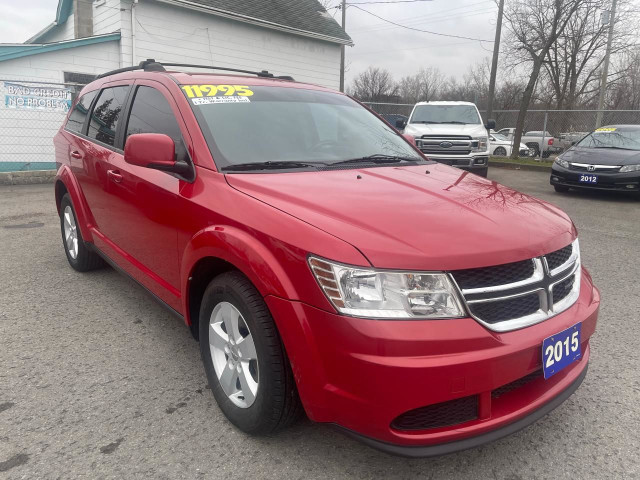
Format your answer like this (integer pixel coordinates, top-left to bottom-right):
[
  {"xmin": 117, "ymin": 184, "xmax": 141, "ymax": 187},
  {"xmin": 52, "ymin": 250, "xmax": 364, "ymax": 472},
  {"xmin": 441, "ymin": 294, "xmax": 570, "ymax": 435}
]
[
  {"xmin": 55, "ymin": 166, "xmax": 95, "ymax": 242},
  {"xmin": 181, "ymin": 226, "xmax": 300, "ymax": 340}
]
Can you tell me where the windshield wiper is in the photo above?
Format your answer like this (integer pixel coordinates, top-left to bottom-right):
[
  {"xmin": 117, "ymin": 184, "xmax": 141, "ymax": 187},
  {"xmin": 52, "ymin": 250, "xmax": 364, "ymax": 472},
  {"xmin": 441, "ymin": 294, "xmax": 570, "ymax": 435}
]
[
  {"xmin": 221, "ymin": 161, "xmax": 323, "ymax": 172},
  {"xmin": 330, "ymin": 154, "xmax": 422, "ymax": 166},
  {"xmin": 412, "ymin": 120, "xmax": 441, "ymax": 124},
  {"xmin": 442, "ymin": 121, "xmax": 468, "ymax": 124},
  {"xmin": 592, "ymin": 146, "xmax": 638, "ymax": 151}
]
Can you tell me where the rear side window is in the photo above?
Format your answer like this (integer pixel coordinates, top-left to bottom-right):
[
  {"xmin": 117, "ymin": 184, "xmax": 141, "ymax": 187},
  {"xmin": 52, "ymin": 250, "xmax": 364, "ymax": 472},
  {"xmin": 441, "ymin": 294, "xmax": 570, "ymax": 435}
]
[
  {"xmin": 66, "ymin": 90, "xmax": 98, "ymax": 134},
  {"xmin": 88, "ymin": 86, "xmax": 130, "ymax": 147},
  {"xmin": 125, "ymin": 86, "xmax": 187, "ymax": 160}
]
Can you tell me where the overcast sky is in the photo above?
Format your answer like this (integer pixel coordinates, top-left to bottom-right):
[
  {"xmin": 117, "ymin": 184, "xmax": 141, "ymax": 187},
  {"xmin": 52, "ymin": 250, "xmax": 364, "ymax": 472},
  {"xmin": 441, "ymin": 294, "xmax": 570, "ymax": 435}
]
[{"xmin": 0, "ymin": 0, "xmax": 498, "ymax": 85}]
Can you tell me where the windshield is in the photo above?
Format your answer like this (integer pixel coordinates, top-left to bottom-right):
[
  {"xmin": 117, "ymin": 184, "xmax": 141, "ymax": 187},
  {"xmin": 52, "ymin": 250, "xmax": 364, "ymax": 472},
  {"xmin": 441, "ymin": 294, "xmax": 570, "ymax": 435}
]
[
  {"xmin": 409, "ymin": 105, "xmax": 481, "ymax": 125},
  {"xmin": 492, "ymin": 133, "xmax": 510, "ymax": 142},
  {"xmin": 576, "ymin": 127, "xmax": 640, "ymax": 151},
  {"xmin": 182, "ymin": 85, "xmax": 421, "ymax": 170}
]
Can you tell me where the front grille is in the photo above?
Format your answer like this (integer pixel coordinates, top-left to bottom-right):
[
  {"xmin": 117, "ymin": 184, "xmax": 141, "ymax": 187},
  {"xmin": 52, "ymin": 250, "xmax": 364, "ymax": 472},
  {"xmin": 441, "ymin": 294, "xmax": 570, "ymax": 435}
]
[
  {"xmin": 451, "ymin": 259, "xmax": 535, "ymax": 290},
  {"xmin": 545, "ymin": 244, "xmax": 572, "ymax": 271},
  {"xmin": 570, "ymin": 163, "xmax": 620, "ymax": 173},
  {"xmin": 451, "ymin": 242, "xmax": 580, "ymax": 331},
  {"xmin": 391, "ymin": 395, "xmax": 478, "ymax": 431},
  {"xmin": 553, "ymin": 274, "xmax": 575, "ymax": 303},
  {"xmin": 468, "ymin": 292, "xmax": 540, "ymax": 324},
  {"xmin": 418, "ymin": 135, "xmax": 474, "ymax": 156},
  {"xmin": 492, "ymin": 370, "xmax": 543, "ymax": 399}
]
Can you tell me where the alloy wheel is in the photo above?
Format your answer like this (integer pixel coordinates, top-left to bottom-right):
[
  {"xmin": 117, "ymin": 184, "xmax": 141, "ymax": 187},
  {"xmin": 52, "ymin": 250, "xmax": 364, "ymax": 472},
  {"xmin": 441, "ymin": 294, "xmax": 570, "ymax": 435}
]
[
  {"xmin": 209, "ymin": 302, "xmax": 259, "ymax": 408},
  {"xmin": 63, "ymin": 205, "xmax": 79, "ymax": 259}
]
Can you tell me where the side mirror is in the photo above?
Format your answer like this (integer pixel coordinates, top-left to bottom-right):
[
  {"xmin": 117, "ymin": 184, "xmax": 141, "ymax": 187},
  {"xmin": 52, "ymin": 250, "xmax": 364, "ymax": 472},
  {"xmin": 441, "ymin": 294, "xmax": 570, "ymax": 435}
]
[
  {"xmin": 396, "ymin": 119, "xmax": 407, "ymax": 129},
  {"xmin": 571, "ymin": 141, "xmax": 576, "ymax": 146},
  {"xmin": 124, "ymin": 133, "xmax": 190, "ymax": 175},
  {"xmin": 402, "ymin": 133, "xmax": 416, "ymax": 146},
  {"xmin": 485, "ymin": 119, "xmax": 496, "ymax": 130}
]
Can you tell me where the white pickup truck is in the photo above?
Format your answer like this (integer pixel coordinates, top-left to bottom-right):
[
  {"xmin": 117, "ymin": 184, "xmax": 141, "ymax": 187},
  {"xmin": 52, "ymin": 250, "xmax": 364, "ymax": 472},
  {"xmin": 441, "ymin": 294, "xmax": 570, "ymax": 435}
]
[
  {"xmin": 398, "ymin": 101, "xmax": 494, "ymax": 177},
  {"xmin": 496, "ymin": 128, "xmax": 562, "ymax": 157}
]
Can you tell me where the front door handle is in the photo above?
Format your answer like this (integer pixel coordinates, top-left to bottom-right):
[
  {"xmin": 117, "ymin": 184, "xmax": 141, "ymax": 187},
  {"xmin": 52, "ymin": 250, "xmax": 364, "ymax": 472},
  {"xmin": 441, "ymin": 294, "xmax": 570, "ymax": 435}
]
[
  {"xmin": 70, "ymin": 150, "xmax": 83, "ymax": 159},
  {"xmin": 107, "ymin": 169, "xmax": 123, "ymax": 183}
]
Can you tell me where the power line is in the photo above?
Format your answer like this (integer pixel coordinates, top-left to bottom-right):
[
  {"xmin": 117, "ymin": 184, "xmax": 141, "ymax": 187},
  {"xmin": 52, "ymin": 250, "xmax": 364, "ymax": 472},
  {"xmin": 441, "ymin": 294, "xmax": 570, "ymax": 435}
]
[
  {"xmin": 347, "ymin": 0, "xmax": 434, "ymax": 4},
  {"xmin": 347, "ymin": 0, "xmax": 494, "ymax": 32},
  {"xmin": 349, "ymin": 4, "xmax": 494, "ymax": 42},
  {"xmin": 349, "ymin": 6, "xmax": 497, "ymax": 34}
]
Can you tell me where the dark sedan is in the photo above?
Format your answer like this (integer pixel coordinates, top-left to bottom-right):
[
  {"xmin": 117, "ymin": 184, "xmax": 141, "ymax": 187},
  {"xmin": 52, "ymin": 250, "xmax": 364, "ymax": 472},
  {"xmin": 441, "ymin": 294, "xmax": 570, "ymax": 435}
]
[{"xmin": 551, "ymin": 125, "xmax": 640, "ymax": 193}]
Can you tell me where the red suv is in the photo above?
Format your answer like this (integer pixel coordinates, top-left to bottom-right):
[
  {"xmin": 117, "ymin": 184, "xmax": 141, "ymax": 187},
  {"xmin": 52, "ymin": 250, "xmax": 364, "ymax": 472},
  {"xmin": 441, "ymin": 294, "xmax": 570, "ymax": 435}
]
[{"xmin": 54, "ymin": 60, "xmax": 599, "ymax": 457}]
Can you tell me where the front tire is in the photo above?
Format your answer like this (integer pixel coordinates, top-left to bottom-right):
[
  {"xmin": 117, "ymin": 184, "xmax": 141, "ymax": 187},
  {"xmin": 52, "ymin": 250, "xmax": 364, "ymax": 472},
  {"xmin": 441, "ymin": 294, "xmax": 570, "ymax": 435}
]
[
  {"xmin": 493, "ymin": 146, "xmax": 507, "ymax": 157},
  {"xmin": 59, "ymin": 194, "xmax": 104, "ymax": 272},
  {"xmin": 199, "ymin": 271, "xmax": 302, "ymax": 434}
]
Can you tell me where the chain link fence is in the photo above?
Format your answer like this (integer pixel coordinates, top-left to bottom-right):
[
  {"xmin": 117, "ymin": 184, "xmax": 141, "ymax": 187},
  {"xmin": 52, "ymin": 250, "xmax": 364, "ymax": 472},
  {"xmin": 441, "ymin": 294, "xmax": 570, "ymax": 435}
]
[
  {"xmin": 0, "ymin": 80, "xmax": 85, "ymax": 172},
  {"xmin": 362, "ymin": 102, "xmax": 640, "ymax": 156}
]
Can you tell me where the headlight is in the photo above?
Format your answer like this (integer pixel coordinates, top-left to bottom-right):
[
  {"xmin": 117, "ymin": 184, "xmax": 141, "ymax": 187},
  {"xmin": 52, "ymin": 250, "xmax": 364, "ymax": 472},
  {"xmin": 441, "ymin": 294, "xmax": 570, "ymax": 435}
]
[
  {"xmin": 308, "ymin": 257, "xmax": 466, "ymax": 319},
  {"xmin": 620, "ymin": 164, "xmax": 640, "ymax": 172},
  {"xmin": 471, "ymin": 136, "xmax": 488, "ymax": 152},
  {"xmin": 555, "ymin": 157, "xmax": 570, "ymax": 168}
]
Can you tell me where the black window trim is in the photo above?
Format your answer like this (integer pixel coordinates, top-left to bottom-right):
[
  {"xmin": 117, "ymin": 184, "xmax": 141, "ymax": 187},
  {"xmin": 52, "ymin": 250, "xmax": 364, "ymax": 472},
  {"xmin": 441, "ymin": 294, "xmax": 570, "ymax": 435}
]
[
  {"xmin": 63, "ymin": 87, "xmax": 100, "ymax": 137},
  {"xmin": 118, "ymin": 81, "xmax": 196, "ymax": 182}
]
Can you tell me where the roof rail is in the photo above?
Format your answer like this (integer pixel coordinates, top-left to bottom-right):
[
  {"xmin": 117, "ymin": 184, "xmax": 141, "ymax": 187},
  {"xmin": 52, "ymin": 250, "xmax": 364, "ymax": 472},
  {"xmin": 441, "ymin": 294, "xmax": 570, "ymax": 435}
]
[
  {"xmin": 95, "ymin": 59, "xmax": 165, "ymax": 79},
  {"xmin": 95, "ymin": 59, "xmax": 294, "ymax": 81}
]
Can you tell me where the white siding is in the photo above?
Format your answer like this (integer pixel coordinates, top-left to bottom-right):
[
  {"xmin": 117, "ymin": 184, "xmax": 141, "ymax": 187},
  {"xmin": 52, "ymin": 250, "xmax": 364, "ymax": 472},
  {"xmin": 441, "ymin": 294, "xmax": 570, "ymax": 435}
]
[
  {"xmin": 121, "ymin": 0, "xmax": 341, "ymax": 89},
  {"xmin": 37, "ymin": 14, "xmax": 76, "ymax": 43},
  {"xmin": 0, "ymin": 41, "xmax": 120, "ymax": 167},
  {"xmin": 93, "ymin": 0, "xmax": 122, "ymax": 35}
]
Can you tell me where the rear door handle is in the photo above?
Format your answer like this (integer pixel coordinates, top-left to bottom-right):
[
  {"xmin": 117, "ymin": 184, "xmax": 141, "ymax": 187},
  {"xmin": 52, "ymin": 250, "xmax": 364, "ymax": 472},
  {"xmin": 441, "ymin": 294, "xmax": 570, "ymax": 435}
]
[
  {"xmin": 70, "ymin": 150, "xmax": 83, "ymax": 159},
  {"xmin": 107, "ymin": 169, "xmax": 123, "ymax": 183}
]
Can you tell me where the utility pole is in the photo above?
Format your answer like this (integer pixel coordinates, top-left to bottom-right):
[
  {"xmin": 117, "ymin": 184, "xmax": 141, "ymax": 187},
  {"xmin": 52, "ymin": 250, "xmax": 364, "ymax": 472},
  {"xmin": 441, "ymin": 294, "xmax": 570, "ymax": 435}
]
[
  {"xmin": 595, "ymin": 0, "xmax": 618, "ymax": 128},
  {"xmin": 339, "ymin": 0, "xmax": 347, "ymax": 92},
  {"xmin": 486, "ymin": 0, "xmax": 505, "ymax": 120}
]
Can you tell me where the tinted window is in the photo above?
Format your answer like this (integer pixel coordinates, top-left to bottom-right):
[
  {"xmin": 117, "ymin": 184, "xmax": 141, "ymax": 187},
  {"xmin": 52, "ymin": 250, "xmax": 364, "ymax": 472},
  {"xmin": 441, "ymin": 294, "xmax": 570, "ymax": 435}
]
[
  {"xmin": 125, "ymin": 86, "xmax": 186, "ymax": 160},
  {"xmin": 66, "ymin": 90, "xmax": 98, "ymax": 134},
  {"xmin": 88, "ymin": 86, "xmax": 129, "ymax": 147}
]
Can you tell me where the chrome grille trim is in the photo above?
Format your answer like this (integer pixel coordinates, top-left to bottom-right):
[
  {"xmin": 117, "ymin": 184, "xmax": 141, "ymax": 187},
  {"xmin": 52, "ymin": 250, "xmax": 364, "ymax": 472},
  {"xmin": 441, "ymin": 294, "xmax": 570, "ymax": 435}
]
[
  {"xmin": 450, "ymin": 240, "xmax": 581, "ymax": 332},
  {"xmin": 569, "ymin": 162, "xmax": 621, "ymax": 172}
]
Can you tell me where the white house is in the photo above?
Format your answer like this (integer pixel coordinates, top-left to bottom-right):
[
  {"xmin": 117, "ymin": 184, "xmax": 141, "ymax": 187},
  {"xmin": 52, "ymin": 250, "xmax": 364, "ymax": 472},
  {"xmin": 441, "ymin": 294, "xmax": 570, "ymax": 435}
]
[{"xmin": 0, "ymin": 0, "xmax": 351, "ymax": 171}]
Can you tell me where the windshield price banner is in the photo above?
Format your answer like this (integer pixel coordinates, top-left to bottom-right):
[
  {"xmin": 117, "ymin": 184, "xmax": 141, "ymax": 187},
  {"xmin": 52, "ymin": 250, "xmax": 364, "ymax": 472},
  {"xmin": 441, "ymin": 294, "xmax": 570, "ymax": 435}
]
[
  {"xmin": 181, "ymin": 85, "xmax": 254, "ymax": 104},
  {"xmin": 3, "ymin": 82, "xmax": 72, "ymax": 112}
]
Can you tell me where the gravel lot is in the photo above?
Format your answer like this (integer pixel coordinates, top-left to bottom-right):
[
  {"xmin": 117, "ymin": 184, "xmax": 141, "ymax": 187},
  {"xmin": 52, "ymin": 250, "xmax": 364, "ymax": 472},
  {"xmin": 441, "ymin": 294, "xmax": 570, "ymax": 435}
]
[{"xmin": 1, "ymin": 168, "xmax": 639, "ymax": 479}]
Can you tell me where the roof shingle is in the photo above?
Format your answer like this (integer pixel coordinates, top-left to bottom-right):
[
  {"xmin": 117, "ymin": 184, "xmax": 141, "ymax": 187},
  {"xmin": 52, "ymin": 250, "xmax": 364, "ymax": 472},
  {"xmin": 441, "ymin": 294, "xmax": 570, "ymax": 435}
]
[{"xmin": 176, "ymin": 0, "xmax": 352, "ymax": 44}]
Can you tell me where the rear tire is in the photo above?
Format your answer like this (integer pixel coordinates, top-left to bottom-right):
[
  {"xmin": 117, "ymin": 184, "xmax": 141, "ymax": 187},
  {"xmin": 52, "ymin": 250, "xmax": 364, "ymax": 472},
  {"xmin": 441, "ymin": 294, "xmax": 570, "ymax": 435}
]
[
  {"xmin": 554, "ymin": 185, "xmax": 570, "ymax": 193},
  {"xmin": 199, "ymin": 271, "xmax": 302, "ymax": 434},
  {"xmin": 59, "ymin": 194, "xmax": 104, "ymax": 272},
  {"xmin": 527, "ymin": 143, "xmax": 540, "ymax": 157}
]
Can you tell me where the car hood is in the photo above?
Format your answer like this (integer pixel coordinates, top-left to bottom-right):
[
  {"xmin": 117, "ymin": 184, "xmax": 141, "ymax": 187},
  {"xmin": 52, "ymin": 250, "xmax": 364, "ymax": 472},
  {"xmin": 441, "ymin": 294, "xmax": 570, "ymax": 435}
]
[
  {"xmin": 562, "ymin": 146, "xmax": 640, "ymax": 165},
  {"xmin": 404, "ymin": 123, "xmax": 487, "ymax": 137},
  {"xmin": 225, "ymin": 164, "xmax": 575, "ymax": 271}
]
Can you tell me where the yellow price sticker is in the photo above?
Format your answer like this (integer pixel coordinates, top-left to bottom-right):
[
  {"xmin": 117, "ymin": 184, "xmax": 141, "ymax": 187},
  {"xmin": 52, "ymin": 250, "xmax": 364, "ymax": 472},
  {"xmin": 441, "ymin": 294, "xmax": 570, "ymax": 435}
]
[
  {"xmin": 181, "ymin": 85, "xmax": 254, "ymax": 98},
  {"xmin": 595, "ymin": 127, "xmax": 616, "ymax": 132}
]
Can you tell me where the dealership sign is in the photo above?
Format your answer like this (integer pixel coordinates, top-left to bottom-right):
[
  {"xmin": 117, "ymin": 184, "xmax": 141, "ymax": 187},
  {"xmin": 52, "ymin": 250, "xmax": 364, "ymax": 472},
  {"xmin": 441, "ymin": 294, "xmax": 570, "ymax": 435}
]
[{"xmin": 3, "ymin": 82, "xmax": 72, "ymax": 112}]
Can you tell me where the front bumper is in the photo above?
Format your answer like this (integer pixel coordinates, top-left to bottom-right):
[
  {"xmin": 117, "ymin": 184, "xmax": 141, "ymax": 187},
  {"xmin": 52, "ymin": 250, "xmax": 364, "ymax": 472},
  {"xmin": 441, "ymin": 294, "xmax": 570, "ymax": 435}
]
[
  {"xmin": 265, "ymin": 268, "xmax": 599, "ymax": 454},
  {"xmin": 551, "ymin": 164, "xmax": 640, "ymax": 191},
  {"xmin": 428, "ymin": 155, "xmax": 489, "ymax": 176}
]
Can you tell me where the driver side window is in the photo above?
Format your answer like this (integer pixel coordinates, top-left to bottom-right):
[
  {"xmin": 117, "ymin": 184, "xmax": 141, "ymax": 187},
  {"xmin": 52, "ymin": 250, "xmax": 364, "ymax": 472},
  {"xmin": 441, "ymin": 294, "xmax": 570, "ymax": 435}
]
[{"xmin": 125, "ymin": 86, "xmax": 188, "ymax": 162}]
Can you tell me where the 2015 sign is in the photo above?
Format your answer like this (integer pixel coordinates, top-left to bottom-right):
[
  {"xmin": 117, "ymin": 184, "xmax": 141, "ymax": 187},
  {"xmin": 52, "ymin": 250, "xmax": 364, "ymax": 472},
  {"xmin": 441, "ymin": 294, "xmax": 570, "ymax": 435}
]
[{"xmin": 181, "ymin": 85, "xmax": 254, "ymax": 98}]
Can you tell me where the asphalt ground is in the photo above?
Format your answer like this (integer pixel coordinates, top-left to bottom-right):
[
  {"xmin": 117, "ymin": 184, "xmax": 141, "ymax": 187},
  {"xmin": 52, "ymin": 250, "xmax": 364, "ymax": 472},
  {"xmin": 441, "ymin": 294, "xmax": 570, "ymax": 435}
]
[{"xmin": 1, "ymin": 169, "xmax": 639, "ymax": 479}]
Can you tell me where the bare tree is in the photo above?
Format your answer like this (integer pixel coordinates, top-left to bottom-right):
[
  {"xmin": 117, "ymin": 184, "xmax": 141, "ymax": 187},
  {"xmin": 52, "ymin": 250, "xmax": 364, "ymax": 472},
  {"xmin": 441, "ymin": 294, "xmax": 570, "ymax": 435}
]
[
  {"xmin": 351, "ymin": 67, "xmax": 400, "ymax": 102},
  {"xmin": 398, "ymin": 67, "xmax": 445, "ymax": 104},
  {"xmin": 503, "ymin": 0, "xmax": 587, "ymax": 157}
]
